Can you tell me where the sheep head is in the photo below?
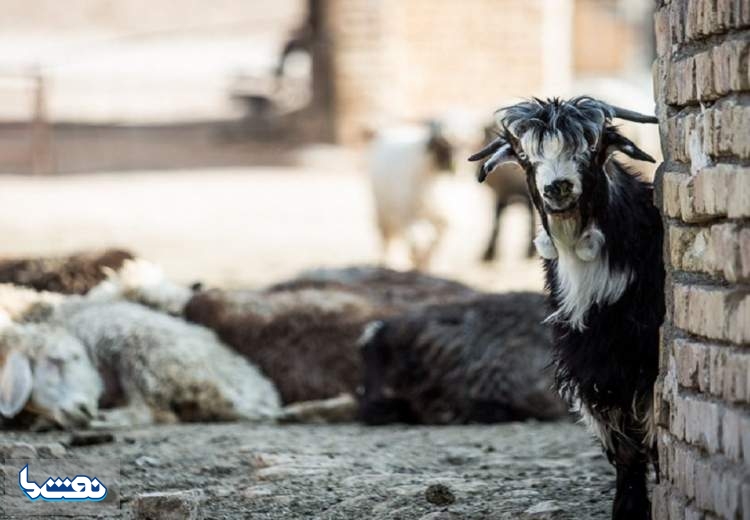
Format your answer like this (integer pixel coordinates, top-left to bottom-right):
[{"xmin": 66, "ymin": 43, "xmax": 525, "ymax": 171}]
[{"xmin": 0, "ymin": 324, "xmax": 102, "ymax": 429}]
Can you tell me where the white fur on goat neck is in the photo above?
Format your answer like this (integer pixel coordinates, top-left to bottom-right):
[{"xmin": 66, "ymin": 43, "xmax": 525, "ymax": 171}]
[{"xmin": 541, "ymin": 223, "xmax": 632, "ymax": 331}]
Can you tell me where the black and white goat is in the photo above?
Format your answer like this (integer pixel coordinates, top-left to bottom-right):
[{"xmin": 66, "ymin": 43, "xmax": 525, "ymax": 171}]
[{"xmin": 470, "ymin": 97, "xmax": 664, "ymax": 520}]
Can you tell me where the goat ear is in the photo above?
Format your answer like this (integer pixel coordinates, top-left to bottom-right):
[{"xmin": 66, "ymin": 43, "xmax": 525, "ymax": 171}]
[
  {"xmin": 604, "ymin": 132, "xmax": 656, "ymax": 163},
  {"xmin": 473, "ymin": 143, "xmax": 519, "ymax": 182},
  {"xmin": 0, "ymin": 350, "xmax": 33, "ymax": 418}
]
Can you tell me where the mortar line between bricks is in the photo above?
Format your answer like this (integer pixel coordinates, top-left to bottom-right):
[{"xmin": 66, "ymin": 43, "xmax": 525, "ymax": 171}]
[
  {"xmin": 670, "ymin": 325, "xmax": 750, "ymax": 349},
  {"xmin": 663, "ymin": 92, "xmax": 750, "ymax": 115},
  {"xmin": 667, "ymin": 26, "xmax": 750, "ymax": 61},
  {"xmin": 666, "ymin": 219, "xmax": 750, "ymax": 229},
  {"xmin": 674, "ymin": 384, "xmax": 750, "ymax": 414},
  {"xmin": 670, "ymin": 270, "xmax": 750, "ymax": 288},
  {"xmin": 672, "ymin": 269, "xmax": 749, "ymax": 287},
  {"xmin": 664, "ymin": 217, "xmax": 750, "ymax": 229},
  {"xmin": 671, "ymin": 329, "xmax": 750, "ymax": 351},
  {"xmin": 671, "ymin": 273, "xmax": 750, "ymax": 289}
]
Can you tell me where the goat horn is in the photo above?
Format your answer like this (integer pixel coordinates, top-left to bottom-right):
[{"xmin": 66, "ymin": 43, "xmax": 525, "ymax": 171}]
[
  {"xmin": 468, "ymin": 136, "xmax": 506, "ymax": 162},
  {"xmin": 477, "ymin": 143, "xmax": 514, "ymax": 183},
  {"xmin": 608, "ymin": 105, "xmax": 658, "ymax": 124}
]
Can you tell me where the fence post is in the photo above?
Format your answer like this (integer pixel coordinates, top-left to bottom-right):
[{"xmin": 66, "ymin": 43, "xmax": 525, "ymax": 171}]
[{"xmin": 30, "ymin": 68, "xmax": 55, "ymax": 175}]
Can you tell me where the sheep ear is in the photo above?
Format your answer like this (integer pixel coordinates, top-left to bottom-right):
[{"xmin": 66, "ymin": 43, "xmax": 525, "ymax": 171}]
[
  {"xmin": 604, "ymin": 132, "xmax": 656, "ymax": 163},
  {"xmin": 0, "ymin": 350, "xmax": 33, "ymax": 418}
]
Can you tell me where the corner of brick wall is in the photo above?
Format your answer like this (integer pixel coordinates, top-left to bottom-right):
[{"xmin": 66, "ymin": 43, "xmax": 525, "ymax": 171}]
[{"xmin": 652, "ymin": 1, "xmax": 750, "ymax": 519}]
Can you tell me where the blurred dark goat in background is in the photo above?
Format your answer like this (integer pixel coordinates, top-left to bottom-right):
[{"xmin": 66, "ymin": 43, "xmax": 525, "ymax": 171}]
[
  {"xmin": 358, "ymin": 292, "xmax": 567, "ymax": 425},
  {"xmin": 477, "ymin": 124, "xmax": 536, "ymax": 262}
]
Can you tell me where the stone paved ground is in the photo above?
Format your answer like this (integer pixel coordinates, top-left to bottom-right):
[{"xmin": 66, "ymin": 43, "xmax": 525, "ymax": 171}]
[{"xmin": 1, "ymin": 422, "xmax": 614, "ymax": 519}]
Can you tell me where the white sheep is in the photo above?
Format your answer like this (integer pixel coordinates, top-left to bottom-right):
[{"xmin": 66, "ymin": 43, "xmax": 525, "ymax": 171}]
[
  {"xmin": 368, "ymin": 122, "xmax": 453, "ymax": 270},
  {"xmin": 0, "ymin": 282, "xmax": 281, "ymax": 429},
  {"xmin": 0, "ymin": 318, "xmax": 102, "ymax": 430}
]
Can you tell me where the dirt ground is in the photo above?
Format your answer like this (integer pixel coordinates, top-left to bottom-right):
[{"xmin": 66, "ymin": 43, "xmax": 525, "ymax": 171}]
[{"xmin": 0, "ymin": 422, "xmax": 614, "ymax": 519}]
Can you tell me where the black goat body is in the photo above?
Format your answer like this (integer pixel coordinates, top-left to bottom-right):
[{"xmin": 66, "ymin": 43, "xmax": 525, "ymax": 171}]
[{"xmin": 470, "ymin": 97, "xmax": 664, "ymax": 520}]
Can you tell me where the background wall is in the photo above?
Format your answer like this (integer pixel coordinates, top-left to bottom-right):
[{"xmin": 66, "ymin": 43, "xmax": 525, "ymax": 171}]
[
  {"xmin": 321, "ymin": 0, "xmax": 573, "ymax": 143},
  {"xmin": 652, "ymin": 0, "xmax": 750, "ymax": 518}
]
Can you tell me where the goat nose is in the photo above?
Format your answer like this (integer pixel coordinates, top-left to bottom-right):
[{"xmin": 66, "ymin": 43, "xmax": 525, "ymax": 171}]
[{"xmin": 544, "ymin": 179, "xmax": 573, "ymax": 199}]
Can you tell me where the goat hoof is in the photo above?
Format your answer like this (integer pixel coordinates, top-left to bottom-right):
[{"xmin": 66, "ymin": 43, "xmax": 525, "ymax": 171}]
[{"xmin": 613, "ymin": 496, "xmax": 651, "ymax": 520}]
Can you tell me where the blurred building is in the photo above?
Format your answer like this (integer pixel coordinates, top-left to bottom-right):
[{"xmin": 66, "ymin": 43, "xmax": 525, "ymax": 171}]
[
  {"xmin": 317, "ymin": 0, "xmax": 573, "ymax": 143},
  {"xmin": 315, "ymin": 0, "xmax": 655, "ymax": 144},
  {"xmin": 0, "ymin": 0, "xmax": 656, "ymax": 172}
]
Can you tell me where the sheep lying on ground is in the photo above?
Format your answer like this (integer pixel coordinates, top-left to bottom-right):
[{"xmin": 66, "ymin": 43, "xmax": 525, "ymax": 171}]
[
  {"xmin": 67, "ymin": 260, "xmax": 563, "ymax": 426},
  {"xmin": 271, "ymin": 266, "xmax": 479, "ymax": 311},
  {"xmin": 0, "ymin": 284, "xmax": 280, "ymax": 430},
  {"xmin": 358, "ymin": 292, "xmax": 567, "ymax": 424},
  {"xmin": 0, "ymin": 249, "xmax": 134, "ymax": 294},
  {"xmin": 184, "ymin": 266, "xmax": 479, "ymax": 405},
  {"xmin": 0, "ymin": 318, "xmax": 102, "ymax": 430}
]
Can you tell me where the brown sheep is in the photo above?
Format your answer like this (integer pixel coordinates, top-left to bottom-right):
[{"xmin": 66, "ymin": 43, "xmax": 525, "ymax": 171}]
[{"xmin": 0, "ymin": 249, "xmax": 134, "ymax": 294}]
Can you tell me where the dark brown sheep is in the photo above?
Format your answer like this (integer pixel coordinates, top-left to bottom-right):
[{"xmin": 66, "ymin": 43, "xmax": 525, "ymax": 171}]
[
  {"xmin": 184, "ymin": 267, "xmax": 478, "ymax": 405},
  {"xmin": 359, "ymin": 292, "xmax": 568, "ymax": 425},
  {"xmin": 0, "ymin": 249, "xmax": 134, "ymax": 294}
]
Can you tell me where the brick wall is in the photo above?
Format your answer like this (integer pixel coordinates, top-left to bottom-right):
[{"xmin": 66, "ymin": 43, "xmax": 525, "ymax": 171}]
[
  {"xmin": 321, "ymin": 0, "xmax": 573, "ymax": 143},
  {"xmin": 652, "ymin": 1, "xmax": 750, "ymax": 518}
]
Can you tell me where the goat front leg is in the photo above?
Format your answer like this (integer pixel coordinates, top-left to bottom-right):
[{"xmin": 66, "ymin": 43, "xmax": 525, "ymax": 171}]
[
  {"xmin": 609, "ymin": 432, "xmax": 651, "ymax": 520},
  {"xmin": 408, "ymin": 212, "xmax": 446, "ymax": 271}
]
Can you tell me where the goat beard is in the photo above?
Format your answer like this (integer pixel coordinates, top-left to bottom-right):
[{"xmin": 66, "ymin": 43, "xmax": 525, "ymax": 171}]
[
  {"xmin": 547, "ymin": 211, "xmax": 582, "ymax": 247},
  {"xmin": 546, "ymin": 206, "xmax": 578, "ymax": 220}
]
